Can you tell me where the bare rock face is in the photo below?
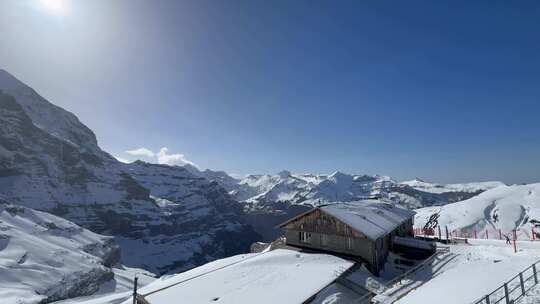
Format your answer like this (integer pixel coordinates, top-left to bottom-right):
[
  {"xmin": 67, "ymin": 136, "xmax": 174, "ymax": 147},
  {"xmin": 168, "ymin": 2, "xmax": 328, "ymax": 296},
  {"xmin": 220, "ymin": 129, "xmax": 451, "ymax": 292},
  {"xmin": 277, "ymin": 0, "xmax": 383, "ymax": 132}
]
[{"xmin": 0, "ymin": 70, "xmax": 260, "ymax": 275}]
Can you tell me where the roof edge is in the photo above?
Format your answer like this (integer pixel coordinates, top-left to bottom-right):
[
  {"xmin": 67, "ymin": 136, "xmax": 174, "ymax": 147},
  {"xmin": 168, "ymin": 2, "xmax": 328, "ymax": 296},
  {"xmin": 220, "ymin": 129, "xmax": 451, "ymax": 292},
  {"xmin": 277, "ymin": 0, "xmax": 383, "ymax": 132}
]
[{"xmin": 275, "ymin": 207, "xmax": 319, "ymax": 229}]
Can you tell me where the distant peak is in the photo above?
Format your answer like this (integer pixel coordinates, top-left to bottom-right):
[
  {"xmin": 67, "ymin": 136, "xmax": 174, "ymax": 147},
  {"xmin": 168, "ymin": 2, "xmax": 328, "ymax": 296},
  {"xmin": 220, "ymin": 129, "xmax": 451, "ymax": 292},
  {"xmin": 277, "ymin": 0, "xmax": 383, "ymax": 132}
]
[
  {"xmin": 277, "ymin": 170, "xmax": 291, "ymax": 178},
  {"xmin": 0, "ymin": 69, "xmax": 31, "ymax": 95},
  {"xmin": 0, "ymin": 68, "xmax": 19, "ymax": 80},
  {"xmin": 329, "ymin": 171, "xmax": 348, "ymax": 178}
]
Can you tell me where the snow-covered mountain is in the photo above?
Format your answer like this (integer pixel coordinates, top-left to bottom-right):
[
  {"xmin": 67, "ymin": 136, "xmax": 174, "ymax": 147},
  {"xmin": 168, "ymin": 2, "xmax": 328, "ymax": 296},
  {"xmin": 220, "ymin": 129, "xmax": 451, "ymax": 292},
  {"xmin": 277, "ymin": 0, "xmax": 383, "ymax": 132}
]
[
  {"xmin": 0, "ymin": 197, "xmax": 120, "ymax": 303},
  {"xmin": 0, "ymin": 69, "xmax": 259, "ymax": 274},
  {"xmin": 208, "ymin": 171, "xmax": 503, "ymax": 210},
  {"xmin": 0, "ymin": 69, "xmax": 102, "ymax": 155},
  {"xmin": 401, "ymin": 178, "xmax": 505, "ymax": 195},
  {"xmin": 415, "ymin": 183, "xmax": 540, "ymax": 239},
  {"xmin": 198, "ymin": 170, "xmax": 503, "ymax": 240}
]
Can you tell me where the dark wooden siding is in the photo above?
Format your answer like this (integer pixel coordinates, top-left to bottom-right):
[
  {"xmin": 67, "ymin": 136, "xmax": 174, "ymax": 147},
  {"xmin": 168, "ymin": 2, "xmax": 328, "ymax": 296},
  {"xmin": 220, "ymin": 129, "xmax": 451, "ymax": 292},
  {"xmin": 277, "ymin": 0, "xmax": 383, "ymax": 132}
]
[
  {"xmin": 281, "ymin": 208, "xmax": 414, "ymax": 274},
  {"xmin": 282, "ymin": 209, "xmax": 376, "ymax": 270},
  {"xmin": 281, "ymin": 209, "xmax": 371, "ymax": 240}
]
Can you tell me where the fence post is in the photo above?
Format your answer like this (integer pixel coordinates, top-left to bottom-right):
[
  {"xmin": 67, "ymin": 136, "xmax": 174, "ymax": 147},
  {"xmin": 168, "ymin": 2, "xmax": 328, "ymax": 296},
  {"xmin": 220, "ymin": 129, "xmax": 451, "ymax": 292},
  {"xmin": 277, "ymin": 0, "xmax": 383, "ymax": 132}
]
[
  {"xmin": 486, "ymin": 229, "xmax": 489, "ymax": 239},
  {"xmin": 438, "ymin": 226, "xmax": 442, "ymax": 240},
  {"xmin": 133, "ymin": 276, "xmax": 138, "ymax": 304},
  {"xmin": 504, "ymin": 283, "xmax": 509, "ymax": 304},
  {"xmin": 499, "ymin": 229, "xmax": 502, "ymax": 240},
  {"xmin": 445, "ymin": 226, "xmax": 449, "ymax": 240},
  {"xmin": 534, "ymin": 264, "xmax": 538, "ymax": 284},
  {"xmin": 474, "ymin": 230, "xmax": 477, "ymax": 239},
  {"xmin": 513, "ymin": 230, "xmax": 517, "ymax": 253},
  {"xmin": 533, "ymin": 227, "xmax": 536, "ymax": 241},
  {"xmin": 484, "ymin": 295, "xmax": 490, "ymax": 304},
  {"xmin": 520, "ymin": 272, "xmax": 525, "ymax": 295}
]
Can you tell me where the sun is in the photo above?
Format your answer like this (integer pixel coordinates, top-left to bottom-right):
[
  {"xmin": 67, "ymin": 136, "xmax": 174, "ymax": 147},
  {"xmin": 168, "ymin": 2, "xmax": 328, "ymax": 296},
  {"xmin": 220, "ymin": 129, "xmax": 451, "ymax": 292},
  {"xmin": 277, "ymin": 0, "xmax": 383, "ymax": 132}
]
[{"xmin": 40, "ymin": 0, "xmax": 66, "ymax": 14}]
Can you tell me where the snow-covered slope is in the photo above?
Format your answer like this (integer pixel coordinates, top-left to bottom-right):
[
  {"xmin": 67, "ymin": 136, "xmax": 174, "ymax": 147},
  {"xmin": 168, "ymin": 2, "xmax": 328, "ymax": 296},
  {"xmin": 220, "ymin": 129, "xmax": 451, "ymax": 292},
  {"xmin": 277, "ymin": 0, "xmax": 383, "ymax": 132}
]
[
  {"xmin": 0, "ymin": 198, "xmax": 120, "ymax": 303},
  {"xmin": 401, "ymin": 178, "xmax": 504, "ymax": 194},
  {"xmin": 0, "ymin": 70, "xmax": 259, "ymax": 274},
  {"xmin": 395, "ymin": 239, "xmax": 540, "ymax": 304},
  {"xmin": 118, "ymin": 161, "xmax": 260, "ymax": 273},
  {"xmin": 415, "ymin": 183, "xmax": 540, "ymax": 239}
]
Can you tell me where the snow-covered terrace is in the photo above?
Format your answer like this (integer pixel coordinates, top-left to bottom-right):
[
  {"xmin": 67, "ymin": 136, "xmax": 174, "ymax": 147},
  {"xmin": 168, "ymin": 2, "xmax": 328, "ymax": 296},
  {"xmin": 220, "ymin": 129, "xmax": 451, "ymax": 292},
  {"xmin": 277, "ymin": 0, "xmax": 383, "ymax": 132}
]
[
  {"xmin": 390, "ymin": 239, "xmax": 540, "ymax": 304},
  {"xmin": 126, "ymin": 249, "xmax": 353, "ymax": 304}
]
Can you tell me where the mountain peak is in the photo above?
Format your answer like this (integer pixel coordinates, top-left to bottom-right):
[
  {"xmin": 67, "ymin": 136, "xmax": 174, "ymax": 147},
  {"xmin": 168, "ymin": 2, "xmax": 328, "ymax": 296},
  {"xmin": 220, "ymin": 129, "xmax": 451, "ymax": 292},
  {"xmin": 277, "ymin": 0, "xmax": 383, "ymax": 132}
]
[
  {"xmin": 0, "ymin": 69, "xmax": 100, "ymax": 152},
  {"xmin": 329, "ymin": 171, "xmax": 349, "ymax": 179},
  {"xmin": 277, "ymin": 170, "xmax": 291, "ymax": 178},
  {"xmin": 0, "ymin": 69, "xmax": 26, "ymax": 92}
]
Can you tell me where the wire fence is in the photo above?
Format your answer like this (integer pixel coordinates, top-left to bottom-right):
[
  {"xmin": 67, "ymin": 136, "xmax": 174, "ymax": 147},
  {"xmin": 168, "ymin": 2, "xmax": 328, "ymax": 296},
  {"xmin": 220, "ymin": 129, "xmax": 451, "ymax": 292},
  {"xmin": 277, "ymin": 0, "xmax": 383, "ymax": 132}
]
[{"xmin": 472, "ymin": 259, "xmax": 540, "ymax": 304}]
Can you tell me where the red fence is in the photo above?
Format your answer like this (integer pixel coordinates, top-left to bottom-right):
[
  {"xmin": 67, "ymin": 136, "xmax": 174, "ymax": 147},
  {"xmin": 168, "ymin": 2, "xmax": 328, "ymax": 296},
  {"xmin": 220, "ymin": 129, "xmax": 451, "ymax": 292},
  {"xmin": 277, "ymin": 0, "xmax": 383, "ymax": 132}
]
[{"xmin": 413, "ymin": 226, "xmax": 537, "ymax": 242}]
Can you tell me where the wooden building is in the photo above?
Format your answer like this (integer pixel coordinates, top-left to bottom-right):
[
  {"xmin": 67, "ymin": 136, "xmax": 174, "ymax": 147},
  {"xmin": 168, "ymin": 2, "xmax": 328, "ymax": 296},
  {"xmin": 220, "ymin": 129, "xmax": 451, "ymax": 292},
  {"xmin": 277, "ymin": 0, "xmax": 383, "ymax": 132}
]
[{"xmin": 278, "ymin": 200, "xmax": 415, "ymax": 274}]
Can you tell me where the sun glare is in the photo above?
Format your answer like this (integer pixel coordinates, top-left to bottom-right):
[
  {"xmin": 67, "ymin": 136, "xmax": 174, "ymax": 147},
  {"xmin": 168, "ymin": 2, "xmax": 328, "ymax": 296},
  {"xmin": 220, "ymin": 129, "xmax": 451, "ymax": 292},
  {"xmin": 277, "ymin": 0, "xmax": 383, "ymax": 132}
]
[{"xmin": 40, "ymin": 0, "xmax": 66, "ymax": 14}]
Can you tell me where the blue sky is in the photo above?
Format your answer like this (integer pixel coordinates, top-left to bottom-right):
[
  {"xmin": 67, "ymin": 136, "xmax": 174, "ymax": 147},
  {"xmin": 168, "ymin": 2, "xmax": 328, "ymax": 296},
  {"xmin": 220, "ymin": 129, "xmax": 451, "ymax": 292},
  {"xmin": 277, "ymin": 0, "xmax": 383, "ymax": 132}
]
[{"xmin": 1, "ymin": 0, "xmax": 539, "ymax": 183}]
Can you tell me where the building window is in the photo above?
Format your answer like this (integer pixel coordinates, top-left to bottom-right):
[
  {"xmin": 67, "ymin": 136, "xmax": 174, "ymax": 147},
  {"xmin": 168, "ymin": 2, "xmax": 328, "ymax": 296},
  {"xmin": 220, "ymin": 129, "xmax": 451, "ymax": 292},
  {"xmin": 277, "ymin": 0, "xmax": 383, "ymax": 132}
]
[
  {"xmin": 299, "ymin": 231, "xmax": 312, "ymax": 244},
  {"xmin": 321, "ymin": 234, "xmax": 328, "ymax": 247},
  {"xmin": 346, "ymin": 237, "xmax": 354, "ymax": 250}
]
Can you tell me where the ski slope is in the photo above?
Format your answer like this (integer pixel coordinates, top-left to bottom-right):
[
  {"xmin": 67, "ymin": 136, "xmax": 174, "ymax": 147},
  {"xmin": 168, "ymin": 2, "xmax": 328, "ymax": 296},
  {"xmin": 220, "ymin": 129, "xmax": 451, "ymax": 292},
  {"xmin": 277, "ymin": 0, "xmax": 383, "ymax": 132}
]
[{"xmin": 415, "ymin": 183, "xmax": 540, "ymax": 239}]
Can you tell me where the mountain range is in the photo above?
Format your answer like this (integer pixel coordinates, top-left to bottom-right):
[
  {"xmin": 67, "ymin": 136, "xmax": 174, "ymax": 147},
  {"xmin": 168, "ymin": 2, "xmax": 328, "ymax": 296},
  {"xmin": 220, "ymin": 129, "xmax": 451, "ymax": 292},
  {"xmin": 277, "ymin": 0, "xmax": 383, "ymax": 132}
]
[
  {"xmin": 0, "ymin": 69, "xmax": 259, "ymax": 276},
  {"xmin": 198, "ymin": 170, "xmax": 504, "ymax": 239},
  {"xmin": 0, "ymin": 69, "xmax": 509, "ymax": 302}
]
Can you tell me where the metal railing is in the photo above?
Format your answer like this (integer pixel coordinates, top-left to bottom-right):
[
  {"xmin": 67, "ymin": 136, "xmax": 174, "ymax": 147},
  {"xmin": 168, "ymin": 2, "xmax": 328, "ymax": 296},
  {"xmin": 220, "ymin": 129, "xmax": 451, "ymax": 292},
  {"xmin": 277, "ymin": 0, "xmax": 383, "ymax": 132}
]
[
  {"xmin": 473, "ymin": 259, "xmax": 540, "ymax": 304},
  {"xmin": 384, "ymin": 246, "xmax": 450, "ymax": 288}
]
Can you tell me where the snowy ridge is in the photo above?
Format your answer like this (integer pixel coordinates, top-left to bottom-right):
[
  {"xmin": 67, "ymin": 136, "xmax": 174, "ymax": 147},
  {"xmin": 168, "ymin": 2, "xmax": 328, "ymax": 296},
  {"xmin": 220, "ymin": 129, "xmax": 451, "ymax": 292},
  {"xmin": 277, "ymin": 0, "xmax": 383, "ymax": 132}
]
[
  {"xmin": 415, "ymin": 183, "xmax": 540, "ymax": 239},
  {"xmin": 0, "ymin": 198, "xmax": 120, "ymax": 303},
  {"xmin": 197, "ymin": 169, "xmax": 506, "ymax": 241},
  {"xmin": 0, "ymin": 69, "xmax": 101, "ymax": 154},
  {"xmin": 210, "ymin": 171, "xmax": 504, "ymax": 210},
  {"xmin": 401, "ymin": 178, "xmax": 504, "ymax": 194}
]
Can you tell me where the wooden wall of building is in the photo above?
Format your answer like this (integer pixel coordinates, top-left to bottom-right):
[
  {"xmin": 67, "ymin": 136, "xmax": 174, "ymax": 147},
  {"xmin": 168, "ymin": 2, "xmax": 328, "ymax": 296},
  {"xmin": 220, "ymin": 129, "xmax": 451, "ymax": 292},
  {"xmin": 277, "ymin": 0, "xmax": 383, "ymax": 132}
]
[
  {"xmin": 281, "ymin": 208, "xmax": 414, "ymax": 274},
  {"xmin": 282, "ymin": 209, "xmax": 377, "ymax": 271}
]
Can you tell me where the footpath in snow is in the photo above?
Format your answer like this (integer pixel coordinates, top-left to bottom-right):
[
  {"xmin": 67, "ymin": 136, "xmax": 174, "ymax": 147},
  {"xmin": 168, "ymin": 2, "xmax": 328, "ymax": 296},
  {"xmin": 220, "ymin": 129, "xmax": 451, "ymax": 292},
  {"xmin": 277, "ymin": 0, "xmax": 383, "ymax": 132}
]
[{"xmin": 394, "ymin": 239, "xmax": 540, "ymax": 304}]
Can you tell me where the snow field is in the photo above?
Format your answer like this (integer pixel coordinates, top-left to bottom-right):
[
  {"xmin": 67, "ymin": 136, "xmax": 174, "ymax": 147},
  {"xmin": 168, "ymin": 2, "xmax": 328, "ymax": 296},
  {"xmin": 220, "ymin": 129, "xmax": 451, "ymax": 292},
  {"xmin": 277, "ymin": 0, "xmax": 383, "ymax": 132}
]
[{"xmin": 396, "ymin": 240, "xmax": 540, "ymax": 304}]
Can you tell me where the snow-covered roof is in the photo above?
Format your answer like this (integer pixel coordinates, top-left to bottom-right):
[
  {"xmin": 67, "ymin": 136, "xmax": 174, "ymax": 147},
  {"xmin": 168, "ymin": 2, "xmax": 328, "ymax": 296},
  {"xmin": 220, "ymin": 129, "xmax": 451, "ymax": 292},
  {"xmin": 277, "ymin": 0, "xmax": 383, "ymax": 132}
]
[
  {"xmin": 124, "ymin": 249, "xmax": 353, "ymax": 304},
  {"xmin": 317, "ymin": 200, "xmax": 415, "ymax": 241},
  {"xmin": 279, "ymin": 200, "xmax": 415, "ymax": 240}
]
